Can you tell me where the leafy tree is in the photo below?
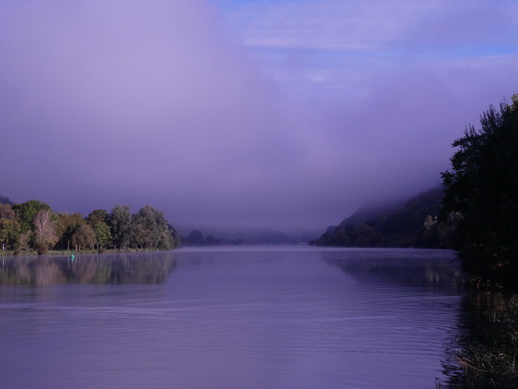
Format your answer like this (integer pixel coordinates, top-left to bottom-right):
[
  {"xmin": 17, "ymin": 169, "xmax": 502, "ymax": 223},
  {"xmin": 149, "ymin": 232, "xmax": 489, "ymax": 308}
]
[
  {"xmin": 85, "ymin": 209, "xmax": 111, "ymax": 250},
  {"xmin": 130, "ymin": 221, "xmax": 150, "ymax": 249},
  {"xmin": 158, "ymin": 229, "xmax": 174, "ymax": 250},
  {"xmin": 0, "ymin": 219, "xmax": 20, "ymax": 251},
  {"xmin": 130, "ymin": 206, "xmax": 172, "ymax": 249},
  {"xmin": 12, "ymin": 200, "xmax": 51, "ymax": 233},
  {"xmin": 55, "ymin": 212, "xmax": 84, "ymax": 250},
  {"xmin": 71, "ymin": 222, "xmax": 96, "ymax": 251},
  {"xmin": 110, "ymin": 205, "xmax": 132, "ymax": 249},
  {"xmin": 15, "ymin": 231, "xmax": 31, "ymax": 253},
  {"xmin": 92, "ymin": 222, "xmax": 111, "ymax": 250},
  {"xmin": 417, "ymin": 211, "xmax": 460, "ymax": 248},
  {"xmin": 441, "ymin": 95, "xmax": 518, "ymax": 286},
  {"xmin": 86, "ymin": 209, "xmax": 109, "ymax": 226},
  {"xmin": 33, "ymin": 209, "xmax": 58, "ymax": 254},
  {"xmin": 0, "ymin": 203, "xmax": 17, "ymax": 221}
]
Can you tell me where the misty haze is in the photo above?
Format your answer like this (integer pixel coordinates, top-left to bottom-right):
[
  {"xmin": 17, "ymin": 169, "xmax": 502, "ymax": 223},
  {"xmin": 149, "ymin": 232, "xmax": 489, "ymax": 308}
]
[{"xmin": 1, "ymin": 0, "xmax": 516, "ymax": 238}]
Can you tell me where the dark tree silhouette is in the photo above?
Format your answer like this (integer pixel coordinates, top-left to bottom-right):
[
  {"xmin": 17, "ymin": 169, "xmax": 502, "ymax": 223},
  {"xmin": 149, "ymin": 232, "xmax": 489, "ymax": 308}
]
[{"xmin": 441, "ymin": 94, "xmax": 518, "ymax": 287}]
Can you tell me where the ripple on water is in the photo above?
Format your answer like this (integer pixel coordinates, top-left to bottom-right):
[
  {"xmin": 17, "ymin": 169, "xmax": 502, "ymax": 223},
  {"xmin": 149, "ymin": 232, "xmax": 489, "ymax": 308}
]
[{"xmin": 0, "ymin": 247, "xmax": 463, "ymax": 389}]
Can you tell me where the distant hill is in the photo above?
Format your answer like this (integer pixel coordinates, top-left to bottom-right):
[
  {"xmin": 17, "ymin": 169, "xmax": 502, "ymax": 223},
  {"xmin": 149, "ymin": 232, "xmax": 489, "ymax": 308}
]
[
  {"xmin": 338, "ymin": 198, "xmax": 406, "ymax": 228},
  {"xmin": 309, "ymin": 186, "xmax": 454, "ymax": 248}
]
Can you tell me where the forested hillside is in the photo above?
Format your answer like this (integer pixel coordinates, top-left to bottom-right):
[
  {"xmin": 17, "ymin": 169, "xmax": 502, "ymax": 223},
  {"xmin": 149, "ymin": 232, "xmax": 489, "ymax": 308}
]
[{"xmin": 309, "ymin": 186, "xmax": 457, "ymax": 248}]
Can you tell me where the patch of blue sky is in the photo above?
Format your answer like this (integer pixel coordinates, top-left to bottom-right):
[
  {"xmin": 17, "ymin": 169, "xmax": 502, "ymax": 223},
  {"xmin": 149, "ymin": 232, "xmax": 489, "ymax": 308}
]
[
  {"xmin": 211, "ymin": 0, "xmax": 518, "ymax": 57},
  {"xmin": 210, "ymin": 0, "xmax": 518, "ymax": 101}
]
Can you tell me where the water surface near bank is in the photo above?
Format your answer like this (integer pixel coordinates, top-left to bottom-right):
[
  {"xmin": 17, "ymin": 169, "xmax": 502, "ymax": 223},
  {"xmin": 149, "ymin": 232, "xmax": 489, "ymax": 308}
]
[{"xmin": 0, "ymin": 246, "xmax": 464, "ymax": 388}]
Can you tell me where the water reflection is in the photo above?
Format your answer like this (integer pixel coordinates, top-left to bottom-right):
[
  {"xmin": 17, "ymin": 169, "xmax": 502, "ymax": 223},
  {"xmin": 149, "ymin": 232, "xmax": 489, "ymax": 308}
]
[
  {"xmin": 0, "ymin": 247, "xmax": 469, "ymax": 389},
  {"xmin": 441, "ymin": 291, "xmax": 518, "ymax": 388},
  {"xmin": 0, "ymin": 253, "xmax": 176, "ymax": 285},
  {"xmin": 323, "ymin": 249, "xmax": 517, "ymax": 387},
  {"xmin": 322, "ymin": 248, "xmax": 464, "ymax": 290},
  {"xmin": 321, "ymin": 249, "xmax": 469, "ymax": 387}
]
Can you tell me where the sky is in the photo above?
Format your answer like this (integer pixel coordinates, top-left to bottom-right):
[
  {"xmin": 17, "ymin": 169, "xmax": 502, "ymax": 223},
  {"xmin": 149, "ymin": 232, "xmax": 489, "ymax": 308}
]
[{"xmin": 1, "ymin": 0, "xmax": 517, "ymax": 238}]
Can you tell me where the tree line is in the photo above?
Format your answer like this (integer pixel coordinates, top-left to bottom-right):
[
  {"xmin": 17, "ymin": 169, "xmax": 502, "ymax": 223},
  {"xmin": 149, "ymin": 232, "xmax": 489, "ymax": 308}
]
[
  {"xmin": 309, "ymin": 186, "xmax": 458, "ymax": 249},
  {"xmin": 0, "ymin": 199, "xmax": 181, "ymax": 254}
]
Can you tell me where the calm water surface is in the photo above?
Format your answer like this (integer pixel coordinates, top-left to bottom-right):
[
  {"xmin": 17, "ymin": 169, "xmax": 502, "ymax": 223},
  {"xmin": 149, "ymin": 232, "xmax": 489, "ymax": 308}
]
[{"xmin": 0, "ymin": 246, "xmax": 464, "ymax": 389}]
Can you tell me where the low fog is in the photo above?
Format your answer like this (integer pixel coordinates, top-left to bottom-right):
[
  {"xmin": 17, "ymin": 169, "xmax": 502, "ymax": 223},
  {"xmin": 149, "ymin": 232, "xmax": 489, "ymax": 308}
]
[{"xmin": 1, "ymin": 0, "xmax": 517, "ymax": 238}]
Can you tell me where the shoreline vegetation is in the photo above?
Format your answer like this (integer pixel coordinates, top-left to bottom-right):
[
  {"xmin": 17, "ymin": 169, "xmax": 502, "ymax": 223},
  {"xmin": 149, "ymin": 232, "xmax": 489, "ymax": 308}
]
[
  {"xmin": 0, "ymin": 199, "xmax": 181, "ymax": 255},
  {"xmin": 0, "ymin": 247, "xmax": 171, "ymax": 256}
]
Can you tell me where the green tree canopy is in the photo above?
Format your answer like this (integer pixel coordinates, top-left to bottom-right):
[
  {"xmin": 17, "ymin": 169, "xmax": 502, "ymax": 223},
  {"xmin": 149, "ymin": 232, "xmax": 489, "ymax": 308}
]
[
  {"xmin": 130, "ymin": 206, "xmax": 172, "ymax": 250},
  {"xmin": 55, "ymin": 212, "xmax": 84, "ymax": 250},
  {"xmin": 441, "ymin": 94, "xmax": 518, "ymax": 287},
  {"xmin": 92, "ymin": 222, "xmax": 111, "ymax": 250},
  {"xmin": 86, "ymin": 209, "xmax": 109, "ymax": 226},
  {"xmin": 0, "ymin": 199, "xmax": 177, "ymax": 253},
  {"xmin": 0, "ymin": 219, "xmax": 20, "ymax": 251},
  {"xmin": 71, "ymin": 222, "xmax": 96, "ymax": 251},
  {"xmin": 0, "ymin": 203, "xmax": 16, "ymax": 221},
  {"xmin": 110, "ymin": 205, "xmax": 132, "ymax": 249},
  {"xmin": 12, "ymin": 200, "xmax": 51, "ymax": 233},
  {"xmin": 86, "ymin": 209, "xmax": 111, "ymax": 250}
]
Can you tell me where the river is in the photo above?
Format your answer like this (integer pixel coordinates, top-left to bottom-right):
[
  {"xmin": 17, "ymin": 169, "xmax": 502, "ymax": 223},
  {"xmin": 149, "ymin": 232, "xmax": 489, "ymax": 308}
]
[{"xmin": 0, "ymin": 246, "xmax": 465, "ymax": 388}]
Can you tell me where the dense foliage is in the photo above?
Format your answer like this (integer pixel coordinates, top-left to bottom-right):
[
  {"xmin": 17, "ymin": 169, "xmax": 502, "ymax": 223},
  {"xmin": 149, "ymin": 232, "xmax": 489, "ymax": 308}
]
[
  {"xmin": 441, "ymin": 95, "xmax": 518, "ymax": 287},
  {"xmin": 0, "ymin": 198, "xmax": 181, "ymax": 254},
  {"xmin": 309, "ymin": 186, "xmax": 456, "ymax": 248}
]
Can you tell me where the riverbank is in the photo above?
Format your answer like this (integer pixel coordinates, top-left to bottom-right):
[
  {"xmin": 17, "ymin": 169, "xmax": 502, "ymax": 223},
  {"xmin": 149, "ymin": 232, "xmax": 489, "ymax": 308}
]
[{"xmin": 439, "ymin": 291, "xmax": 518, "ymax": 388}]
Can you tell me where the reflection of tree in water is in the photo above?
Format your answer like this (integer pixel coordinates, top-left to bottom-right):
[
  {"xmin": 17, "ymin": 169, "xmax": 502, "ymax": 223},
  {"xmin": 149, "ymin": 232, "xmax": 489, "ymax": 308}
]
[
  {"xmin": 322, "ymin": 250, "xmax": 518, "ymax": 387},
  {"xmin": 0, "ymin": 253, "xmax": 176, "ymax": 285},
  {"xmin": 441, "ymin": 291, "xmax": 518, "ymax": 388},
  {"xmin": 323, "ymin": 249, "xmax": 464, "ymax": 289}
]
